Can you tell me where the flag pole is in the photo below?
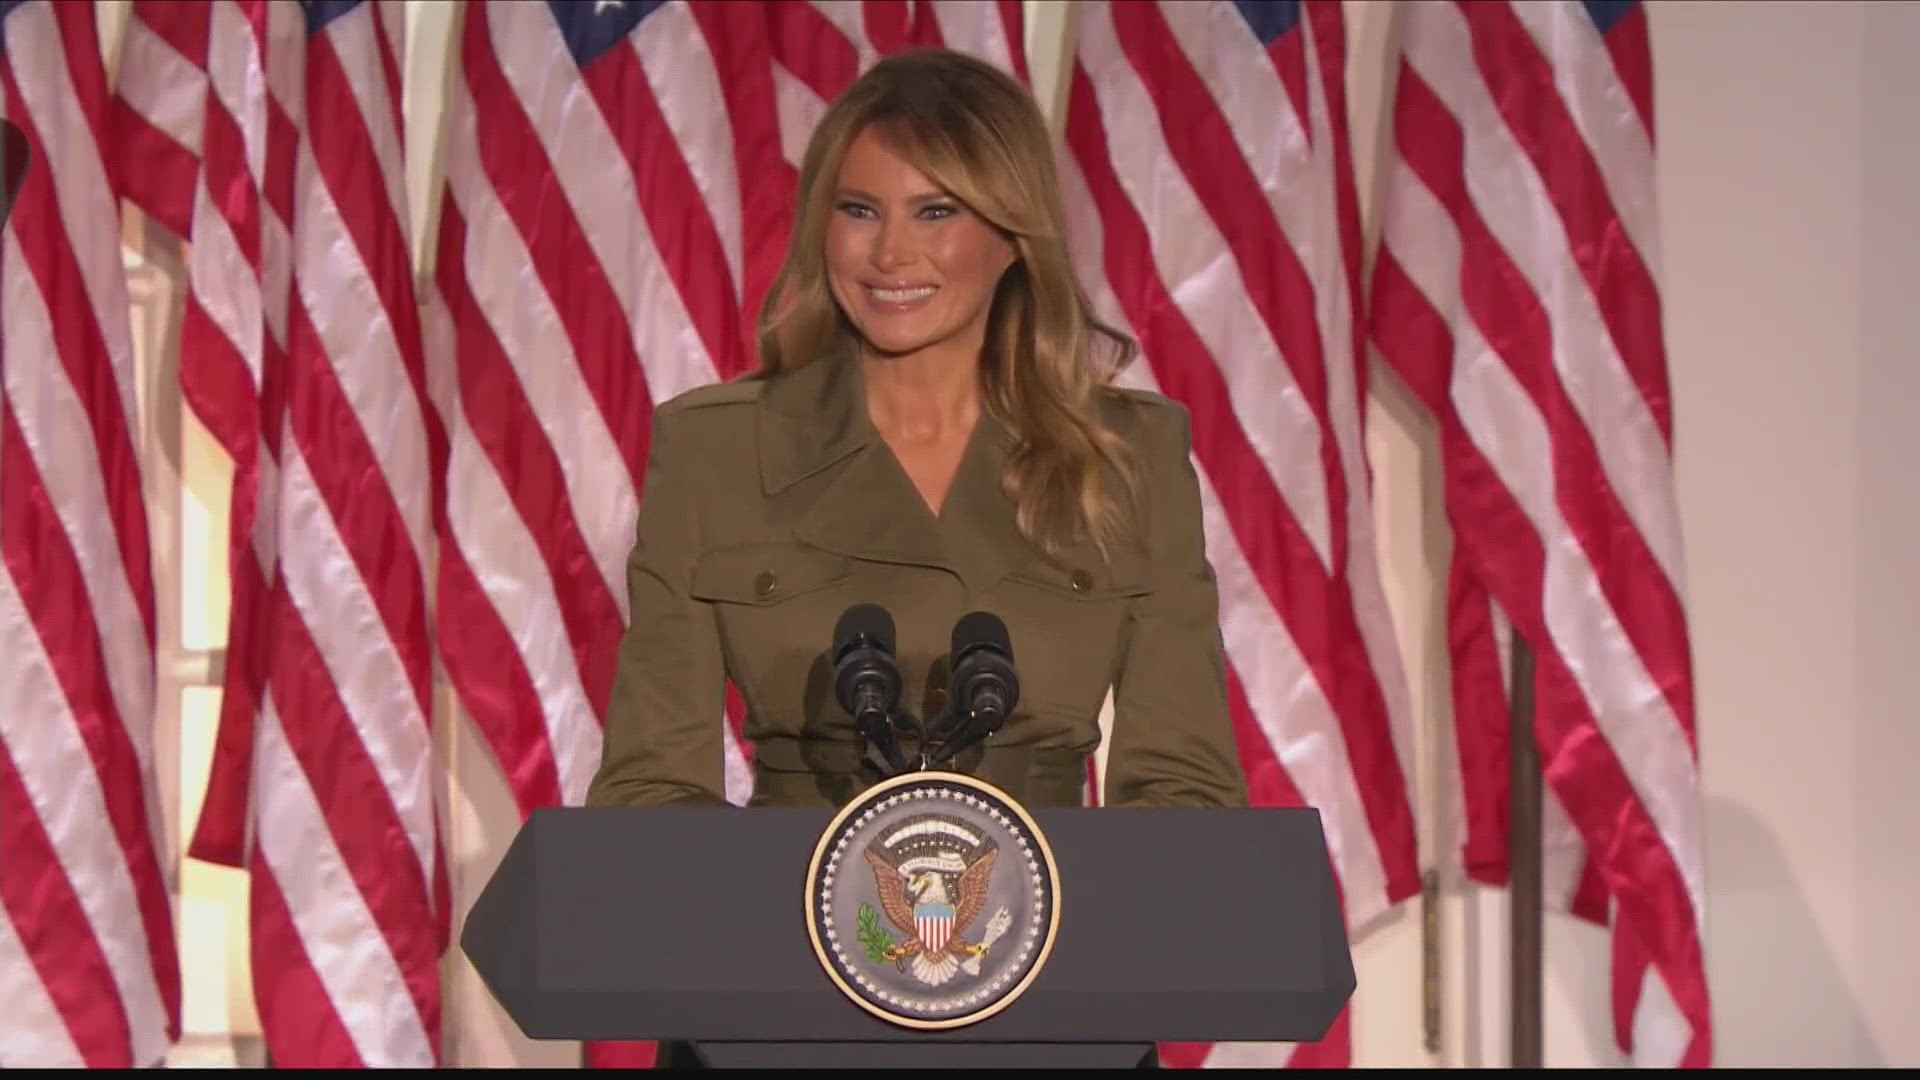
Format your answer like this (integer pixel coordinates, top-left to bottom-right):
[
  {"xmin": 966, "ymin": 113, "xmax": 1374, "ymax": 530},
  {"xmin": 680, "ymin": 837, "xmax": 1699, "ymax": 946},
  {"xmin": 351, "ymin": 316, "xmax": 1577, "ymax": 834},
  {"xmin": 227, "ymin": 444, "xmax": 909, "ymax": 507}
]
[{"xmin": 1509, "ymin": 635, "xmax": 1544, "ymax": 1067}]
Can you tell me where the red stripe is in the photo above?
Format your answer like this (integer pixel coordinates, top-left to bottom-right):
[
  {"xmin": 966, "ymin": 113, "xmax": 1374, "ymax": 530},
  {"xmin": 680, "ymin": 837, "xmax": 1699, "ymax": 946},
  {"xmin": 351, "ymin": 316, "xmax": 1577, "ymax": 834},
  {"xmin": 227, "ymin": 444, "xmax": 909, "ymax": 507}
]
[
  {"xmin": 1224, "ymin": 663, "xmax": 1302, "ymax": 810},
  {"xmin": 1394, "ymin": 64, "xmax": 1696, "ymax": 749},
  {"xmin": 1443, "ymin": 554, "xmax": 1515, "ymax": 884},
  {"xmin": 996, "ymin": 1, "xmax": 1029, "ymax": 83},
  {"xmin": 1067, "ymin": 64, "xmax": 1420, "ymax": 904},
  {"xmin": 197, "ymin": 88, "xmax": 262, "ymax": 271},
  {"xmin": 248, "ymin": 861, "xmax": 363, "ymax": 1067},
  {"xmin": 863, "ymin": 0, "xmax": 911, "ymax": 54},
  {"xmin": 0, "ymin": 63, "xmax": 158, "ymax": 653},
  {"xmin": 51, "ymin": 2, "xmax": 116, "ymax": 153},
  {"xmin": 1109, "ymin": 1, "xmax": 1349, "ymax": 572},
  {"xmin": 109, "ymin": 101, "xmax": 200, "ymax": 237},
  {"xmin": 264, "ymin": 588, "xmax": 440, "ymax": 1048},
  {"xmin": 187, "ymin": 549, "xmax": 268, "ymax": 867},
  {"xmin": 687, "ymin": 1, "xmax": 792, "ymax": 363},
  {"xmin": 1602, "ymin": 2, "xmax": 1653, "ymax": 142},
  {"xmin": 436, "ymin": 544, "xmax": 566, "ymax": 814},
  {"xmin": 435, "ymin": 200, "xmax": 625, "ymax": 721},
  {"xmin": 0, "ymin": 393, "xmax": 181, "ymax": 1056},
  {"xmin": 1462, "ymin": 1, "xmax": 1672, "ymax": 443},
  {"xmin": 132, "ymin": 0, "xmax": 212, "ymax": 69},
  {"xmin": 304, "ymin": 33, "xmax": 444, "ymax": 487},
  {"xmin": 265, "ymin": 98, "xmax": 297, "ymax": 228},
  {"xmin": 766, "ymin": 0, "xmax": 860, "ymax": 104},
  {"xmin": 582, "ymin": 34, "xmax": 745, "ymax": 380},
  {"xmin": 0, "ymin": 715, "xmax": 134, "ymax": 1066},
  {"xmin": 463, "ymin": 6, "xmax": 651, "ymax": 494}
]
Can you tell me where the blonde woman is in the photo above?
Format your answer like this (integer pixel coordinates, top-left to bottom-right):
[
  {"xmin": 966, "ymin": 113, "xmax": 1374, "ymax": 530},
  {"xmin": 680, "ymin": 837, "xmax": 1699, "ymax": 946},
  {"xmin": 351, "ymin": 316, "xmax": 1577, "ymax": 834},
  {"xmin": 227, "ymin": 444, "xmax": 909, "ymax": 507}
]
[{"xmin": 587, "ymin": 49, "xmax": 1246, "ymax": 812}]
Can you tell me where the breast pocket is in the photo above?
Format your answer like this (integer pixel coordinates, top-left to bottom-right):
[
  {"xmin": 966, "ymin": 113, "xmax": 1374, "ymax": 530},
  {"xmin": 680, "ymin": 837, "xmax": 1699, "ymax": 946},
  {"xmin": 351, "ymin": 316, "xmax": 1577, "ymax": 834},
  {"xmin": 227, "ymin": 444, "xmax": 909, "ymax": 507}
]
[
  {"xmin": 690, "ymin": 542, "xmax": 853, "ymax": 710},
  {"xmin": 985, "ymin": 559, "xmax": 1151, "ymax": 718}
]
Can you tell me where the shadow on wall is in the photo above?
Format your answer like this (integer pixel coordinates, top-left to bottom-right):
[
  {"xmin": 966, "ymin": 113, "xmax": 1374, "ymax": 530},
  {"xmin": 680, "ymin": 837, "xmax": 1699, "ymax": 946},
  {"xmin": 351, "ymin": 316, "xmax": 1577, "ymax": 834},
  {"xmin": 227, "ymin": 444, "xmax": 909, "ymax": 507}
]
[{"xmin": 1703, "ymin": 796, "xmax": 1884, "ymax": 1068}]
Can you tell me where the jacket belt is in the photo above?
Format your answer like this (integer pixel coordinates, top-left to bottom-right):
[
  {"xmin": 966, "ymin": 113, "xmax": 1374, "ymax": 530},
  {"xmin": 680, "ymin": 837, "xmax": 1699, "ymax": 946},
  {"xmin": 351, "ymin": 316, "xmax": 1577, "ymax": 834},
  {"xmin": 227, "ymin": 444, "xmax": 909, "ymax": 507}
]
[{"xmin": 748, "ymin": 737, "xmax": 1088, "ymax": 809}]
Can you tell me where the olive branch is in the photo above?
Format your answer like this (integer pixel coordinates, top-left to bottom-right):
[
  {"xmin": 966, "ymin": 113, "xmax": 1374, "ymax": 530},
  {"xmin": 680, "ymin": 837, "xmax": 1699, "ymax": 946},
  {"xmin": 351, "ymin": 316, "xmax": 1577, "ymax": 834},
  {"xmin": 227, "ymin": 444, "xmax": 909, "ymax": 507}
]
[{"xmin": 856, "ymin": 904, "xmax": 896, "ymax": 963}]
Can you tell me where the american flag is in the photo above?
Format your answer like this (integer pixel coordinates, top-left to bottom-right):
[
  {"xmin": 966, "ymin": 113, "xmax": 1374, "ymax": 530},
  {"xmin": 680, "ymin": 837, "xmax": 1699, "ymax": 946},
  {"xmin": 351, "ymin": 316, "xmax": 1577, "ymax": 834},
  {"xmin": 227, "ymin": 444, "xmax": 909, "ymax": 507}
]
[
  {"xmin": 0, "ymin": 0, "xmax": 180, "ymax": 1067},
  {"xmin": 1369, "ymin": 0, "xmax": 1712, "ymax": 1066},
  {"xmin": 1061, "ymin": 0, "xmax": 1420, "ymax": 1068},
  {"xmin": 113, "ymin": 0, "xmax": 449, "ymax": 1067}
]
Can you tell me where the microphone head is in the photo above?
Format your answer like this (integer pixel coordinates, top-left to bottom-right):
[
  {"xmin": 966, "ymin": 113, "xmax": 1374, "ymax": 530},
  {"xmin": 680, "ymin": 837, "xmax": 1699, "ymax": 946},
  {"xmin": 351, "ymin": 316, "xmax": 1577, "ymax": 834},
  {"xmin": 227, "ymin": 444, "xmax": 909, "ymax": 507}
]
[
  {"xmin": 950, "ymin": 610, "xmax": 1011, "ymax": 662},
  {"xmin": 834, "ymin": 603, "xmax": 895, "ymax": 660}
]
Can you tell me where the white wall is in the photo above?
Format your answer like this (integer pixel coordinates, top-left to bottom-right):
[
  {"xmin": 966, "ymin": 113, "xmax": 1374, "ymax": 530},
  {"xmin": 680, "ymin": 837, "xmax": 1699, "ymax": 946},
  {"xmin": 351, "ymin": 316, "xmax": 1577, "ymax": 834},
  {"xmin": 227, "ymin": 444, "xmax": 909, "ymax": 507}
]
[{"xmin": 99, "ymin": 0, "xmax": 1919, "ymax": 1068}]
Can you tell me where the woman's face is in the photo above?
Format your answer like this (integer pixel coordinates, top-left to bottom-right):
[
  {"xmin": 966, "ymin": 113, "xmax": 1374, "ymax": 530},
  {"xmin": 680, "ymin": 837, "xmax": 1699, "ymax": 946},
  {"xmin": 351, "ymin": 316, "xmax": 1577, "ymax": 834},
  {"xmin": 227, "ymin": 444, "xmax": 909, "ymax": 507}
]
[{"xmin": 824, "ymin": 127, "xmax": 1018, "ymax": 361}]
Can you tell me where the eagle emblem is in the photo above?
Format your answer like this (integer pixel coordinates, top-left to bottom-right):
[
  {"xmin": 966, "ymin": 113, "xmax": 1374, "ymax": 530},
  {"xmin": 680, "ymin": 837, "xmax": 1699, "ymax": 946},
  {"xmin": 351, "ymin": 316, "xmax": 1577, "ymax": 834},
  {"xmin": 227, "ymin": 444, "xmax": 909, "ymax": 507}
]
[
  {"xmin": 806, "ymin": 772, "xmax": 1058, "ymax": 1028},
  {"xmin": 859, "ymin": 815, "xmax": 1013, "ymax": 987}
]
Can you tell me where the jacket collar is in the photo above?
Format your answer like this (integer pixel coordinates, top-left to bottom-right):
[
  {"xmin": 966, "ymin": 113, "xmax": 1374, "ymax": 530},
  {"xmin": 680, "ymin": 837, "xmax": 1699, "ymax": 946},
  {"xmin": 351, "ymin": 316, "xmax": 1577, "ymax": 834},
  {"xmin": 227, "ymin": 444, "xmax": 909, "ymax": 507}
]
[{"xmin": 756, "ymin": 344, "xmax": 1040, "ymax": 591}]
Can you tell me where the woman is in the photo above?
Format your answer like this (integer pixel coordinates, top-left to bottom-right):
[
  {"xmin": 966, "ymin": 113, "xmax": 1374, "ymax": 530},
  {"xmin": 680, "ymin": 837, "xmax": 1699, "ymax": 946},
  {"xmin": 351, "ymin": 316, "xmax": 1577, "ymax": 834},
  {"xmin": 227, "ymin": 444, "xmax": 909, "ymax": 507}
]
[{"xmin": 585, "ymin": 48, "xmax": 1246, "ymax": 812}]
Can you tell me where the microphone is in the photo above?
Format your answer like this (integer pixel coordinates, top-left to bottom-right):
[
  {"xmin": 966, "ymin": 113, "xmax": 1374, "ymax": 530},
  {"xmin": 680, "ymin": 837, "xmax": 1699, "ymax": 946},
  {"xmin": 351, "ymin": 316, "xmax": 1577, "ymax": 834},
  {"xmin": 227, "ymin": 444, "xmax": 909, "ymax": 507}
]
[
  {"xmin": 833, "ymin": 603, "xmax": 908, "ymax": 775},
  {"xmin": 926, "ymin": 611, "xmax": 1019, "ymax": 768}
]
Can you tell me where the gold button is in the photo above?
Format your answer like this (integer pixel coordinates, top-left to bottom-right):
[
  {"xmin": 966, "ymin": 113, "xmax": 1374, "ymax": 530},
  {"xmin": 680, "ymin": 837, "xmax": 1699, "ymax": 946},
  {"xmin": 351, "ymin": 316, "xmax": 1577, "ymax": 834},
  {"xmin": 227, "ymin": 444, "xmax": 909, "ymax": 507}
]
[
  {"xmin": 754, "ymin": 571, "xmax": 778, "ymax": 598},
  {"xmin": 1069, "ymin": 570, "xmax": 1093, "ymax": 594}
]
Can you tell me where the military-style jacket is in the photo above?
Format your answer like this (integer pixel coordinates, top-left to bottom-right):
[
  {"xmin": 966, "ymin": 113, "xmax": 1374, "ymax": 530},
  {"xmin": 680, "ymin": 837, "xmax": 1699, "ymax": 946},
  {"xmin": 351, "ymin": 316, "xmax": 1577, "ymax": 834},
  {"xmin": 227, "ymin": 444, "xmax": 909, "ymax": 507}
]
[{"xmin": 584, "ymin": 349, "xmax": 1248, "ymax": 810}]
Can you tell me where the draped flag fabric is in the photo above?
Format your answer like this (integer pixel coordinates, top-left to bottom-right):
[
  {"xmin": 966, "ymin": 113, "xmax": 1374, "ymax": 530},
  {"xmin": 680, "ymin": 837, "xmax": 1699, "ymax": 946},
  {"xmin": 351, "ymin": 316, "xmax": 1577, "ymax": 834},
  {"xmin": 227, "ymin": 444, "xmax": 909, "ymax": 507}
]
[
  {"xmin": 1368, "ymin": 0, "xmax": 1712, "ymax": 1066},
  {"xmin": 425, "ymin": 0, "xmax": 1024, "ymax": 1068},
  {"xmin": 0, "ymin": 0, "xmax": 181, "ymax": 1066},
  {"xmin": 112, "ymin": 0, "xmax": 450, "ymax": 1066},
  {"xmin": 1060, "ymin": 0, "xmax": 1421, "ymax": 1068}
]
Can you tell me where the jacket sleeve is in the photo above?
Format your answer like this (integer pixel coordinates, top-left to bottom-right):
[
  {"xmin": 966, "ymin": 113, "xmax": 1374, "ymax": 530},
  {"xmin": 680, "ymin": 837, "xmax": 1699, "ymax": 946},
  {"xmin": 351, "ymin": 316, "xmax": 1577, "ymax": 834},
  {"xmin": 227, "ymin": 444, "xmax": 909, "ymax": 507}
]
[
  {"xmin": 1102, "ymin": 398, "xmax": 1250, "ymax": 808},
  {"xmin": 585, "ymin": 405, "xmax": 730, "ymax": 808}
]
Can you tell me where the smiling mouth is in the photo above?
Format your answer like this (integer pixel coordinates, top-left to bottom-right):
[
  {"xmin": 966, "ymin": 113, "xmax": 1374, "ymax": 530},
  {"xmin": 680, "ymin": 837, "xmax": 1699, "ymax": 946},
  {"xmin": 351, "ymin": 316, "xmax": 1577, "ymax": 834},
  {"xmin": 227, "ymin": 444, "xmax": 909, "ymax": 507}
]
[{"xmin": 866, "ymin": 284, "xmax": 938, "ymax": 305}]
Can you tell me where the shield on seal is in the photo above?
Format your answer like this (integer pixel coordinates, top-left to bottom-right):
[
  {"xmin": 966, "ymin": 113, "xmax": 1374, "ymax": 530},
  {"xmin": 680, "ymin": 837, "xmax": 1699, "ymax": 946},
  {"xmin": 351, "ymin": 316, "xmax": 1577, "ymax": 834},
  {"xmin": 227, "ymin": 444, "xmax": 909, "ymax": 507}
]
[{"xmin": 915, "ymin": 902, "xmax": 955, "ymax": 953}]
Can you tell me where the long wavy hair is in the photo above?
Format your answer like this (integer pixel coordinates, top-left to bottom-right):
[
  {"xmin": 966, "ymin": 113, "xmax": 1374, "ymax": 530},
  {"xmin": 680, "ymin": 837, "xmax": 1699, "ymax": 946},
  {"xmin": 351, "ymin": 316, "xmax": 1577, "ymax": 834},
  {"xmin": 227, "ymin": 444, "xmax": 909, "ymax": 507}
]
[{"xmin": 754, "ymin": 48, "xmax": 1142, "ymax": 560}]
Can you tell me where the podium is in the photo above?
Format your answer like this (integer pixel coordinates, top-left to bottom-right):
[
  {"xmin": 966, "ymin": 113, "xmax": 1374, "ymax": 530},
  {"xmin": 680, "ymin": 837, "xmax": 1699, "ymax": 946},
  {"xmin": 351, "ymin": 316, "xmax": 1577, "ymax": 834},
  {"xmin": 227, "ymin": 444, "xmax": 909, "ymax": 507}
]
[{"xmin": 462, "ymin": 803, "xmax": 1355, "ymax": 1067}]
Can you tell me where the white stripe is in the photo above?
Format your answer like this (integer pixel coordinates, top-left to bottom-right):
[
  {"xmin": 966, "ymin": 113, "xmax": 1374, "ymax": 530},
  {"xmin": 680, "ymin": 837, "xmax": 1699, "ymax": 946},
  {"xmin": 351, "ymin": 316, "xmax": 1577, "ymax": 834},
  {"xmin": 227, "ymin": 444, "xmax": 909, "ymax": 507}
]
[
  {"xmin": 0, "ymin": 567, "xmax": 168, "ymax": 1065},
  {"xmin": 442, "ymin": 80, "xmax": 633, "ymax": 604},
  {"xmin": 441, "ymin": 423, "xmax": 602, "ymax": 807},
  {"xmin": 630, "ymin": 2, "xmax": 743, "ymax": 299},
  {"xmin": 926, "ymin": 0, "xmax": 1017, "ymax": 73},
  {"xmin": 0, "ymin": 903, "xmax": 84, "ymax": 1067},
  {"xmin": 772, "ymin": 62, "xmax": 828, "ymax": 170},
  {"xmin": 117, "ymin": 13, "xmax": 206, "ymax": 152},
  {"xmin": 186, "ymin": 189, "xmax": 261, "ymax": 382},
  {"xmin": 1407, "ymin": 5, "xmax": 1685, "ymax": 597},
  {"xmin": 1074, "ymin": 3, "xmax": 1333, "ymax": 570},
  {"xmin": 292, "ymin": 137, "xmax": 432, "ymax": 567},
  {"xmin": 8, "ymin": 6, "xmax": 143, "ymax": 460},
  {"xmin": 489, "ymin": 5, "xmax": 721, "ymax": 406},
  {"xmin": 1063, "ymin": 150, "xmax": 1391, "ymax": 926},
  {"xmin": 316, "ymin": 4, "xmax": 411, "ymax": 257},
  {"xmin": 207, "ymin": 0, "xmax": 270, "ymax": 191},
  {"xmin": 720, "ymin": 718, "xmax": 753, "ymax": 807},
  {"xmin": 266, "ymin": 0, "xmax": 306, "ymax": 124},
  {"xmin": 275, "ymin": 441, "xmax": 438, "ymax": 886},
  {"xmin": 1632, "ymin": 957, "xmax": 1691, "ymax": 1067},
  {"xmin": 1508, "ymin": 0, "xmax": 1661, "ymax": 285},
  {"xmin": 1, "ymin": 232, "xmax": 157, "ymax": 784},
  {"xmin": 254, "ymin": 699, "xmax": 433, "ymax": 1066}
]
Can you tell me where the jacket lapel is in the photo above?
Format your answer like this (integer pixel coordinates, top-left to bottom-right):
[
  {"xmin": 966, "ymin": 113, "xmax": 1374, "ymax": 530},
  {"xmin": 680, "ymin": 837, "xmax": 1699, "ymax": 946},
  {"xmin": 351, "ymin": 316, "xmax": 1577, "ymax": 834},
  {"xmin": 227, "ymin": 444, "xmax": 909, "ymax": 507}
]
[{"xmin": 758, "ymin": 348, "xmax": 1043, "ymax": 593}]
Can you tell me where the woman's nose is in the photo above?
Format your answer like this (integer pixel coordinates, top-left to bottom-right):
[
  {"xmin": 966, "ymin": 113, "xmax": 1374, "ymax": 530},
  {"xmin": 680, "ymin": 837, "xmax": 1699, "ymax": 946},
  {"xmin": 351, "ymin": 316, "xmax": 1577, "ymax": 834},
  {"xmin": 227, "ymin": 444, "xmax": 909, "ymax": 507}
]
[{"xmin": 869, "ymin": 217, "xmax": 913, "ymax": 271}]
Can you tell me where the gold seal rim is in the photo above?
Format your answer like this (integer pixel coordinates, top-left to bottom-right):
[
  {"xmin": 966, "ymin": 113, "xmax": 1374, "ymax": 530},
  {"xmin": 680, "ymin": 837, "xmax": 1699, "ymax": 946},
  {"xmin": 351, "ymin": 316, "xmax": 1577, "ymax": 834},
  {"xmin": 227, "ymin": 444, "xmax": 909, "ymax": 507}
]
[{"xmin": 803, "ymin": 769, "xmax": 1063, "ymax": 1031}]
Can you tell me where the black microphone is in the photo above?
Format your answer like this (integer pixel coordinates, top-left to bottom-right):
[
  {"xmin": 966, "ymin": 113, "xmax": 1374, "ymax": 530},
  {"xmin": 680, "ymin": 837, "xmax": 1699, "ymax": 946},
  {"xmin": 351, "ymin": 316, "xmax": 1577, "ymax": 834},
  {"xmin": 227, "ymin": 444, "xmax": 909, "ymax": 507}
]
[
  {"xmin": 926, "ymin": 611, "xmax": 1019, "ymax": 768},
  {"xmin": 833, "ymin": 603, "xmax": 908, "ymax": 775}
]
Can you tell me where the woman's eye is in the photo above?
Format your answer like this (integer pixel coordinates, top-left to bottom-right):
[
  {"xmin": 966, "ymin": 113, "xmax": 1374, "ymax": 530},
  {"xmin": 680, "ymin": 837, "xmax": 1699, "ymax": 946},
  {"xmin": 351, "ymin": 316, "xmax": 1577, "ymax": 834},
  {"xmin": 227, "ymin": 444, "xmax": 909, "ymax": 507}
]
[
  {"xmin": 920, "ymin": 204, "xmax": 957, "ymax": 219},
  {"xmin": 837, "ymin": 202, "xmax": 875, "ymax": 219}
]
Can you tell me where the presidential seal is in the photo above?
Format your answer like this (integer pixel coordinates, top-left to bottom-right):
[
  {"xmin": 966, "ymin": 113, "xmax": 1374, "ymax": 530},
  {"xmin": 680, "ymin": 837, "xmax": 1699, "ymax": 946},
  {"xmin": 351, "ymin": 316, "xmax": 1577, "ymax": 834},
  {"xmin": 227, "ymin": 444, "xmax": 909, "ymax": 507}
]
[{"xmin": 804, "ymin": 770, "xmax": 1060, "ymax": 1030}]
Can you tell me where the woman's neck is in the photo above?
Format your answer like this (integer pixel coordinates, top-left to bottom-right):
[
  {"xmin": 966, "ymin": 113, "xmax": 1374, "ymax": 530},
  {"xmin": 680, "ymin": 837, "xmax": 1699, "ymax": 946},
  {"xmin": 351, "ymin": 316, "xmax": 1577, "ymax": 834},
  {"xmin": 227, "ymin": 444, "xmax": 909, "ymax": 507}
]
[{"xmin": 861, "ymin": 342, "xmax": 981, "ymax": 445}]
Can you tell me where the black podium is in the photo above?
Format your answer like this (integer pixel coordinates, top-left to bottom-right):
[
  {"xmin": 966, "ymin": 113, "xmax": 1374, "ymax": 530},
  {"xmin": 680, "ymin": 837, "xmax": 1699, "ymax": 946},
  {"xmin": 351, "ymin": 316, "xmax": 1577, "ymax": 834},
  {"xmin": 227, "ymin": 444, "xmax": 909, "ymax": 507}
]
[{"xmin": 462, "ymin": 805, "xmax": 1355, "ymax": 1067}]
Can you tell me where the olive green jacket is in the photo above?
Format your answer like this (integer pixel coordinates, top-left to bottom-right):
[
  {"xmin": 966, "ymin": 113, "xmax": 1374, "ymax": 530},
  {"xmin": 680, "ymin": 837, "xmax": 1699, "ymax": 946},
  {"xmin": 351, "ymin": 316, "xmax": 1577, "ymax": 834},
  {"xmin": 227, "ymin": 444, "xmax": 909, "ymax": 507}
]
[{"xmin": 583, "ymin": 350, "xmax": 1248, "ymax": 810}]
